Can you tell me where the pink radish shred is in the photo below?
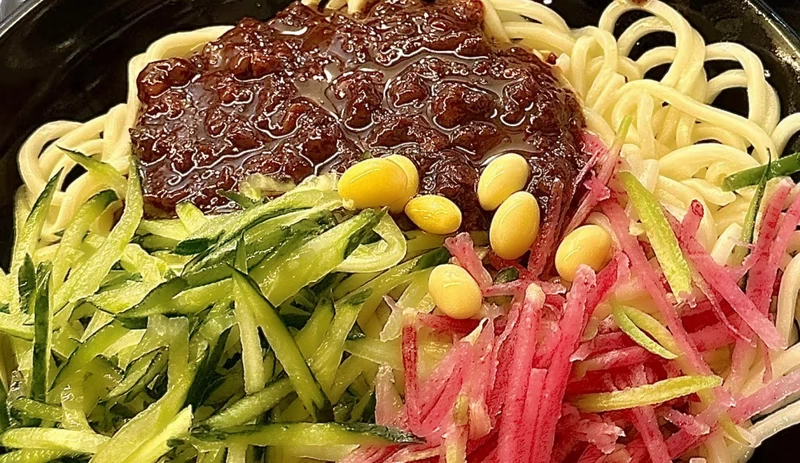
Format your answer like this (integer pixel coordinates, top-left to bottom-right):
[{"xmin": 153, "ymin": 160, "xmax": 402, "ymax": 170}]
[
  {"xmin": 673, "ymin": 201, "xmax": 786, "ymax": 350},
  {"xmin": 445, "ymin": 233, "xmax": 493, "ymax": 289}
]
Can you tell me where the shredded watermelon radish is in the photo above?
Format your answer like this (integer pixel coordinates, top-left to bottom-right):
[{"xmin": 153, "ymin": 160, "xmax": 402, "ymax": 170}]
[
  {"xmin": 416, "ymin": 313, "xmax": 480, "ymax": 336},
  {"xmin": 446, "ymin": 233, "xmax": 493, "ymax": 289},
  {"xmin": 602, "ymin": 200, "xmax": 714, "ymax": 376},
  {"xmin": 566, "ymin": 119, "xmax": 631, "ymax": 235},
  {"xmin": 625, "ymin": 367, "xmax": 671, "ymax": 463},
  {"xmin": 731, "ymin": 369, "xmax": 800, "ymax": 422},
  {"xmin": 532, "ymin": 267, "xmax": 596, "ymax": 463},
  {"xmin": 660, "ymin": 407, "xmax": 711, "ymax": 436},
  {"xmin": 673, "ymin": 202, "xmax": 786, "ymax": 350},
  {"xmin": 746, "ymin": 182, "xmax": 793, "ymax": 315},
  {"xmin": 496, "ymin": 285, "xmax": 545, "ymax": 462},
  {"xmin": 349, "ymin": 165, "xmax": 800, "ymax": 462}
]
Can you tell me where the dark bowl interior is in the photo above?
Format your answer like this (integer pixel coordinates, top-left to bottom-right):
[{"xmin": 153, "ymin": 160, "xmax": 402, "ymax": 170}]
[{"xmin": 0, "ymin": 0, "xmax": 799, "ymax": 459}]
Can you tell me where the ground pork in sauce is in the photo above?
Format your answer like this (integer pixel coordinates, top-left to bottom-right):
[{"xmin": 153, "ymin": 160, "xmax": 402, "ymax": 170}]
[{"xmin": 131, "ymin": 0, "xmax": 586, "ymax": 244}]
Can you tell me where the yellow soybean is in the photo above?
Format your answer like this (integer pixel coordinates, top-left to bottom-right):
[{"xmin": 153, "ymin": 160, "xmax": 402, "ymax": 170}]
[
  {"xmin": 478, "ymin": 153, "xmax": 530, "ymax": 211},
  {"xmin": 405, "ymin": 195, "xmax": 462, "ymax": 235},
  {"xmin": 555, "ymin": 224, "xmax": 613, "ymax": 281},
  {"xmin": 338, "ymin": 158, "xmax": 407, "ymax": 209},
  {"xmin": 386, "ymin": 155, "xmax": 420, "ymax": 214},
  {"xmin": 490, "ymin": 192, "xmax": 540, "ymax": 260},
  {"xmin": 428, "ymin": 264, "xmax": 483, "ymax": 319}
]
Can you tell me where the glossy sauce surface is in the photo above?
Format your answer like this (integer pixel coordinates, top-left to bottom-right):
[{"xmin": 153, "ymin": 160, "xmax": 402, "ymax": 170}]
[{"xmin": 131, "ymin": 0, "xmax": 586, "ymax": 238}]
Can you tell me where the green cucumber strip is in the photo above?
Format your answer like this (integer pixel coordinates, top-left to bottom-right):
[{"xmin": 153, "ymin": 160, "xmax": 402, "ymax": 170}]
[
  {"xmin": 329, "ymin": 356, "xmax": 370, "ymax": 404},
  {"xmin": 336, "ymin": 214, "xmax": 407, "ymax": 274},
  {"xmin": 125, "ymin": 350, "xmax": 169, "ymax": 403},
  {"xmin": 119, "ymin": 406, "xmax": 193, "ymax": 463},
  {"xmin": 344, "ymin": 338, "xmax": 404, "ymax": 371},
  {"xmin": 612, "ymin": 304, "xmax": 678, "ymax": 360},
  {"xmin": 0, "ymin": 312, "xmax": 33, "ymax": 341},
  {"xmin": 176, "ymin": 202, "xmax": 208, "ymax": 232},
  {"xmin": 175, "ymin": 189, "xmax": 340, "ymax": 255},
  {"xmin": 53, "ymin": 190, "xmax": 119, "ymax": 287},
  {"xmin": 137, "ymin": 218, "xmax": 188, "ymax": 241},
  {"xmin": 51, "ymin": 323, "xmax": 129, "ymax": 391},
  {"xmin": 182, "ymin": 226, "xmax": 290, "ymax": 287},
  {"xmin": 18, "ymin": 255, "xmax": 36, "ymax": 314},
  {"xmin": 9, "ymin": 398, "xmax": 64, "ymax": 422},
  {"xmin": 205, "ymin": 363, "xmax": 244, "ymax": 406},
  {"xmin": 571, "ymin": 375, "xmax": 723, "ymax": 413},
  {"xmin": 92, "ymin": 336, "xmax": 196, "ymax": 463},
  {"xmin": 723, "ymin": 152, "xmax": 800, "ymax": 191},
  {"xmin": 353, "ymin": 247, "xmax": 450, "ymax": 329},
  {"xmin": 295, "ymin": 295, "xmax": 335, "ymax": 359},
  {"xmin": 58, "ymin": 375, "xmax": 92, "ymax": 431},
  {"xmin": 171, "ymin": 280, "xmax": 232, "ymax": 316},
  {"xmin": 405, "ymin": 230, "xmax": 446, "ymax": 254},
  {"xmin": 619, "ymin": 172, "xmax": 693, "ymax": 299},
  {"xmin": 736, "ymin": 153, "xmax": 773, "ymax": 263},
  {"xmin": 108, "ymin": 349, "xmax": 163, "ymax": 399},
  {"xmin": 232, "ymin": 269, "xmax": 330, "ymax": 420},
  {"xmin": 31, "ymin": 264, "xmax": 53, "ymax": 402},
  {"xmin": 138, "ymin": 234, "xmax": 179, "ymax": 252},
  {"xmin": 283, "ymin": 444, "xmax": 358, "ymax": 462},
  {"xmin": 0, "ymin": 428, "xmax": 109, "ymax": 453},
  {"xmin": 121, "ymin": 244, "xmax": 171, "ymax": 280},
  {"xmin": 0, "ymin": 449, "xmax": 70, "ymax": 463},
  {"xmin": 9, "ymin": 170, "xmax": 61, "ymax": 314},
  {"xmin": 194, "ymin": 302, "xmax": 236, "ymax": 347},
  {"xmin": 79, "ymin": 309, "xmax": 108, "ymax": 344},
  {"xmin": 348, "ymin": 389, "xmax": 375, "ymax": 423},
  {"xmin": 310, "ymin": 290, "xmax": 371, "ymax": 394},
  {"xmin": 333, "ymin": 272, "xmax": 382, "ymax": 300},
  {"xmin": 186, "ymin": 327, "xmax": 231, "ymax": 408},
  {"xmin": 116, "ymin": 278, "xmax": 190, "ymax": 319},
  {"xmin": 0, "ymin": 380, "xmax": 9, "ymax": 433},
  {"xmin": 54, "ymin": 166, "xmax": 144, "ymax": 310},
  {"xmin": 60, "ymin": 148, "xmax": 127, "ymax": 195},
  {"xmin": 254, "ymin": 208, "xmax": 381, "ymax": 305},
  {"xmin": 219, "ymin": 190, "xmax": 259, "ymax": 209},
  {"xmin": 235, "ymin": 279, "xmax": 266, "ymax": 396},
  {"xmin": 234, "ymin": 234, "xmax": 247, "ymax": 272},
  {"xmin": 190, "ymin": 422, "xmax": 422, "ymax": 447},
  {"xmin": 203, "ymin": 378, "xmax": 294, "ymax": 429}
]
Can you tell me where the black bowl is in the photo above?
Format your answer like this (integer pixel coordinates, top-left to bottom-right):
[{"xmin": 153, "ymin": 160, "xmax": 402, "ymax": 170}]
[{"xmin": 0, "ymin": 0, "xmax": 799, "ymax": 460}]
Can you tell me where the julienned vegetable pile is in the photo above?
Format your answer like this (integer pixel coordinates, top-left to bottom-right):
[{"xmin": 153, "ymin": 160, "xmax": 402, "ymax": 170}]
[
  {"xmin": 3, "ymin": 149, "xmax": 800, "ymax": 463},
  {"xmin": 0, "ymin": 167, "xmax": 440, "ymax": 462}
]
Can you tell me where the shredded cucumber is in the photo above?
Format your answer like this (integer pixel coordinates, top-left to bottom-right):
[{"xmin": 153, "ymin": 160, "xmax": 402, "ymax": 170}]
[
  {"xmin": 30, "ymin": 264, "xmax": 52, "ymax": 402},
  {"xmin": 571, "ymin": 375, "xmax": 723, "ymax": 412},
  {"xmin": 8, "ymin": 398, "xmax": 64, "ymax": 423},
  {"xmin": 0, "ymin": 174, "xmax": 429, "ymax": 462},
  {"xmin": 0, "ymin": 427, "xmax": 109, "ymax": 453},
  {"xmin": 254, "ymin": 208, "xmax": 382, "ymax": 305},
  {"xmin": 612, "ymin": 303, "xmax": 679, "ymax": 360},
  {"xmin": 53, "ymin": 190, "xmax": 119, "ymax": 288},
  {"xmin": 203, "ymin": 379, "xmax": 295, "ymax": 429},
  {"xmin": 232, "ymin": 269, "xmax": 331, "ymax": 420},
  {"xmin": 336, "ymin": 213, "xmax": 407, "ymax": 273},
  {"xmin": 190, "ymin": 422, "xmax": 422, "ymax": 447},
  {"xmin": 9, "ymin": 172, "xmax": 60, "ymax": 314},
  {"xmin": 0, "ymin": 449, "xmax": 71, "ymax": 463},
  {"xmin": 54, "ymin": 166, "xmax": 144, "ymax": 310}
]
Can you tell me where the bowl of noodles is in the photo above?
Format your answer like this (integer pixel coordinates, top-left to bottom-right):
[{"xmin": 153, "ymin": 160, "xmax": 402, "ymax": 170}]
[{"xmin": 0, "ymin": 0, "xmax": 800, "ymax": 461}]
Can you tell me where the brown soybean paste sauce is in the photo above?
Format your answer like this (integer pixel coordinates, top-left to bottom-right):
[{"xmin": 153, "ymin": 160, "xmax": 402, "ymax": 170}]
[{"xmin": 131, "ymin": 0, "xmax": 586, "ymax": 245}]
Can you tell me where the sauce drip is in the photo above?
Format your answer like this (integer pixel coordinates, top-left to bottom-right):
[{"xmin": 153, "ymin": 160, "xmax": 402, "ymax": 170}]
[{"xmin": 131, "ymin": 0, "xmax": 585, "ymax": 235}]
